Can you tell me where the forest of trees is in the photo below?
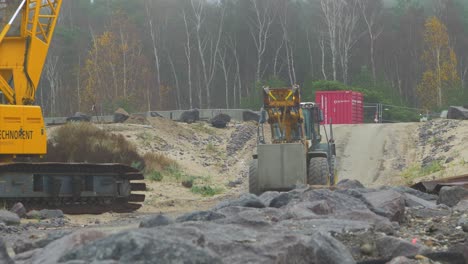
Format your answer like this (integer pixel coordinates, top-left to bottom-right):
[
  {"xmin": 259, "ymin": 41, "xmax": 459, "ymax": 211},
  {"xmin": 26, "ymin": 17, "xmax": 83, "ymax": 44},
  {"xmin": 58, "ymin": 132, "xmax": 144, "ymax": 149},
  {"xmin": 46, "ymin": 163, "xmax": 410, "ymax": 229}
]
[{"xmin": 20, "ymin": 0, "xmax": 468, "ymax": 116}]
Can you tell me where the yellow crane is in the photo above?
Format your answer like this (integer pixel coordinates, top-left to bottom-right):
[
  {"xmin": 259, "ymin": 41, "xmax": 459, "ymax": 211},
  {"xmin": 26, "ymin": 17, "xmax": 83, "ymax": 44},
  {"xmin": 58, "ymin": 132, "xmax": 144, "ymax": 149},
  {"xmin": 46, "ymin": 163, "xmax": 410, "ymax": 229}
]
[{"xmin": 0, "ymin": 1, "xmax": 145, "ymax": 213}]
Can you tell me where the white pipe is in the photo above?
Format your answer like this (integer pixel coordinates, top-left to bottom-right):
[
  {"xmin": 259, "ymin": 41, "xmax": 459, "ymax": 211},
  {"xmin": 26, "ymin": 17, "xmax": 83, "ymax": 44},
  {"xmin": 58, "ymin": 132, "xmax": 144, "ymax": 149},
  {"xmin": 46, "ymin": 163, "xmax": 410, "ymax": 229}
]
[{"xmin": 8, "ymin": 0, "xmax": 26, "ymax": 25}]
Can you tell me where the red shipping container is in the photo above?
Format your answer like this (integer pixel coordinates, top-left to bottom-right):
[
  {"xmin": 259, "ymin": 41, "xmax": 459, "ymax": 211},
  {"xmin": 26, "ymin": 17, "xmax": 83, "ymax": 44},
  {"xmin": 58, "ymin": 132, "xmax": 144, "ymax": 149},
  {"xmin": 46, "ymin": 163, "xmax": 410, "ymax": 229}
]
[{"xmin": 315, "ymin": 91, "xmax": 363, "ymax": 124}]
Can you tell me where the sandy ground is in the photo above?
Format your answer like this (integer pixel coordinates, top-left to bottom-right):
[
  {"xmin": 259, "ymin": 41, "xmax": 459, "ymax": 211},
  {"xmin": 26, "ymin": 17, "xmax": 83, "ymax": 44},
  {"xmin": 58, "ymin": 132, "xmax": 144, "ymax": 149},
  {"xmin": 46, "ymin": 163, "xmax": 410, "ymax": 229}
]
[
  {"xmin": 58, "ymin": 117, "xmax": 257, "ymax": 225},
  {"xmin": 332, "ymin": 123, "xmax": 419, "ymax": 187},
  {"xmin": 49, "ymin": 118, "xmax": 468, "ymax": 226}
]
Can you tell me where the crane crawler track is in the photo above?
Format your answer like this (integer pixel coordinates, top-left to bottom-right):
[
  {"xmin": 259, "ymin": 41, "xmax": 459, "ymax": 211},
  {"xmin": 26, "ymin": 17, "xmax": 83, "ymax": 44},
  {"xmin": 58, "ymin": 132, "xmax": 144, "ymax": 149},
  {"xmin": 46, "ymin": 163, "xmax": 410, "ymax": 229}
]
[{"xmin": 0, "ymin": 162, "xmax": 146, "ymax": 214}]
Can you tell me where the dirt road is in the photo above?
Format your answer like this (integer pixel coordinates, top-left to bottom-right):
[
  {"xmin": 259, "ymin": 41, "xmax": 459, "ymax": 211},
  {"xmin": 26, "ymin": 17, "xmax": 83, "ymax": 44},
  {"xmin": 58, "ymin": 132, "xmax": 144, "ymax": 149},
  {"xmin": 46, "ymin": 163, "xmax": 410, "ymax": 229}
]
[{"xmin": 332, "ymin": 123, "xmax": 419, "ymax": 186}]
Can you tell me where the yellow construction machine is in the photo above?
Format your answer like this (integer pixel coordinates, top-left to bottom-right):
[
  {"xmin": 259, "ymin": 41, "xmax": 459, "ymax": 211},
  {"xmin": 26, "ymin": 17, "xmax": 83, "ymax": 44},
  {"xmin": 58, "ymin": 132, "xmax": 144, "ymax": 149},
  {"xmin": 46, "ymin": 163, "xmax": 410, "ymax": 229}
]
[
  {"xmin": 0, "ymin": 1, "xmax": 145, "ymax": 213},
  {"xmin": 250, "ymin": 86, "xmax": 336, "ymax": 194}
]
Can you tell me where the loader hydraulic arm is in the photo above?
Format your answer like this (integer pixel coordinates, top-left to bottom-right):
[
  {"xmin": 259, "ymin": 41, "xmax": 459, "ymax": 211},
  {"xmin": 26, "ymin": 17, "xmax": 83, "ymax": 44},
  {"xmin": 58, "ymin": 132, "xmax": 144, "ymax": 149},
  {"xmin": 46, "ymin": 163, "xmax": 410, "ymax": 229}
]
[
  {"xmin": 262, "ymin": 85, "xmax": 305, "ymax": 144},
  {"xmin": 0, "ymin": 0, "xmax": 62, "ymax": 105}
]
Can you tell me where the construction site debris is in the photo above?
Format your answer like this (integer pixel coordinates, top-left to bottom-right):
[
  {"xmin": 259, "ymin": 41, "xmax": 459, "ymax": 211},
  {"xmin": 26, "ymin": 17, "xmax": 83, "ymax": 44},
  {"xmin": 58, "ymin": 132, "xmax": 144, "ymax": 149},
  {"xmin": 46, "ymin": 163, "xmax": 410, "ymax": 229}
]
[
  {"xmin": 242, "ymin": 110, "xmax": 260, "ymax": 122},
  {"xmin": 179, "ymin": 109, "xmax": 200, "ymax": 123},
  {"xmin": 2, "ymin": 181, "xmax": 468, "ymax": 263},
  {"xmin": 114, "ymin": 108, "xmax": 130, "ymax": 123},
  {"xmin": 210, "ymin": 113, "xmax": 231, "ymax": 128}
]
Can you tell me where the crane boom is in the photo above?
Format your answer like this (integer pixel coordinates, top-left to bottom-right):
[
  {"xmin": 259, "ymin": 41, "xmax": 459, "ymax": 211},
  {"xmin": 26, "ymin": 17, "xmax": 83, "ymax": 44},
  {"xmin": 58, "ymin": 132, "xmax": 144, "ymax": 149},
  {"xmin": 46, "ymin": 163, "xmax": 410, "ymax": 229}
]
[
  {"xmin": 0, "ymin": 0, "xmax": 62, "ymax": 105},
  {"xmin": 0, "ymin": 1, "xmax": 146, "ymax": 213}
]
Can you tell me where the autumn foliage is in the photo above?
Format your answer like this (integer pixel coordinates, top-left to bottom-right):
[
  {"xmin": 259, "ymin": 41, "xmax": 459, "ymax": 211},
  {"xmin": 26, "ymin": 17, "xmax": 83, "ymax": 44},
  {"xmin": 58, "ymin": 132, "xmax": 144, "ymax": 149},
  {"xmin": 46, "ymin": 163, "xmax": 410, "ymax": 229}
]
[{"xmin": 417, "ymin": 17, "xmax": 459, "ymax": 110}]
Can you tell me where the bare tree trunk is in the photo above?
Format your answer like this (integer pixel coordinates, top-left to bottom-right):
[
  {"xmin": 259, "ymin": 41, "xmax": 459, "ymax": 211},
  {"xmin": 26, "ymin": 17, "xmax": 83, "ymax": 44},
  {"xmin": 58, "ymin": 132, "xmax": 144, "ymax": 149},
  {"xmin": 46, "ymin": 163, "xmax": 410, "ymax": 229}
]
[
  {"xmin": 167, "ymin": 51, "xmax": 181, "ymax": 110},
  {"xmin": 280, "ymin": 3, "xmax": 296, "ymax": 85},
  {"xmin": 190, "ymin": 0, "xmax": 225, "ymax": 108},
  {"xmin": 273, "ymin": 39, "xmax": 284, "ymax": 77},
  {"xmin": 145, "ymin": 1, "xmax": 161, "ymax": 110},
  {"xmin": 337, "ymin": 0, "xmax": 360, "ymax": 85},
  {"xmin": 319, "ymin": 34, "xmax": 328, "ymax": 80},
  {"xmin": 182, "ymin": 9, "xmax": 193, "ymax": 109},
  {"xmin": 437, "ymin": 48, "xmax": 442, "ymax": 107},
  {"xmin": 249, "ymin": 0, "xmax": 276, "ymax": 83},
  {"xmin": 320, "ymin": 0, "xmax": 342, "ymax": 81},
  {"xmin": 358, "ymin": 0, "xmax": 383, "ymax": 85},
  {"xmin": 45, "ymin": 55, "xmax": 60, "ymax": 116},
  {"xmin": 119, "ymin": 26, "xmax": 128, "ymax": 98},
  {"xmin": 228, "ymin": 37, "xmax": 242, "ymax": 108},
  {"xmin": 77, "ymin": 55, "xmax": 81, "ymax": 112},
  {"xmin": 307, "ymin": 31, "xmax": 314, "ymax": 77},
  {"xmin": 218, "ymin": 48, "xmax": 230, "ymax": 109}
]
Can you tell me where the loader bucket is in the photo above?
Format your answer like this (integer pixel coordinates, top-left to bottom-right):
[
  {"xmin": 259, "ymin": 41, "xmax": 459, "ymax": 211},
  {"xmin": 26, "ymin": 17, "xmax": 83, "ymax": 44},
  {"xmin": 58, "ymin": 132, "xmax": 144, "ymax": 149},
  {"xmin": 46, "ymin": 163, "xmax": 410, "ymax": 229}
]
[{"xmin": 255, "ymin": 143, "xmax": 307, "ymax": 193}]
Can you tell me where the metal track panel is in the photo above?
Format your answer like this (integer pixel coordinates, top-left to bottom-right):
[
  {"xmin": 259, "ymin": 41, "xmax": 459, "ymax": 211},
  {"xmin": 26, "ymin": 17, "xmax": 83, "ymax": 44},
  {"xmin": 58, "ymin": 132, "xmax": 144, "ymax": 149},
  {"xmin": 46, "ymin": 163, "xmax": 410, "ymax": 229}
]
[{"xmin": 0, "ymin": 162, "xmax": 146, "ymax": 214}]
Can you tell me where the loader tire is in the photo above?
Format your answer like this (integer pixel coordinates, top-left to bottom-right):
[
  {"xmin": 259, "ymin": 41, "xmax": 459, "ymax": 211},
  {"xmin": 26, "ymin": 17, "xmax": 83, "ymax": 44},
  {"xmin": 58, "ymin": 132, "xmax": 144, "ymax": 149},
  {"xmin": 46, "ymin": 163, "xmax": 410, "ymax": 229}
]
[
  {"xmin": 307, "ymin": 157, "xmax": 330, "ymax": 186},
  {"xmin": 249, "ymin": 159, "xmax": 260, "ymax": 195}
]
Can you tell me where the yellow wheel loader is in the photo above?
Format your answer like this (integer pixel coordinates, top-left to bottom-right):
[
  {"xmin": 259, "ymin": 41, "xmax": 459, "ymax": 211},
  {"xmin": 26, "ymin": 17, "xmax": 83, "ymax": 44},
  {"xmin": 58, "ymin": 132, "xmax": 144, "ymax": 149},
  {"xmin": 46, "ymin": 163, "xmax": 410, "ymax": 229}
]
[{"xmin": 249, "ymin": 86, "xmax": 336, "ymax": 195}]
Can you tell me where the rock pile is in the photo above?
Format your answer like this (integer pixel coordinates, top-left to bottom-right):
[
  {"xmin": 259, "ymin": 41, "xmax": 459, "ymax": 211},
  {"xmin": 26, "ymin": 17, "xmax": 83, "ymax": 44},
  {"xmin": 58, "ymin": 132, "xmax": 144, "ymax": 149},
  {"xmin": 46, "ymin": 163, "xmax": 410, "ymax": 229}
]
[
  {"xmin": 4, "ymin": 181, "xmax": 467, "ymax": 264},
  {"xmin": 226, "ymin": 124, "xmax": 257, "ymax": 156}
]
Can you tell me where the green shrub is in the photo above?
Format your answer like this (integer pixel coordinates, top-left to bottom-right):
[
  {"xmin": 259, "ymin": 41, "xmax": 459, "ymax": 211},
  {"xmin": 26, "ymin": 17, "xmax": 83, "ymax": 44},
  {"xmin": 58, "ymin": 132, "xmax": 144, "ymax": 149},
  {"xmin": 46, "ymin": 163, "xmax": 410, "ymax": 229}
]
[
  {"xmin": 190, "ymin": 185, "xmax": 223, "ymax": 197},
  {"xmin": 401, "ymin": 161, "xmax": 444, "ymax": 183},
  {"xmin": 147, "ymin": 171, "xmax": 163, "ymax": 182}
]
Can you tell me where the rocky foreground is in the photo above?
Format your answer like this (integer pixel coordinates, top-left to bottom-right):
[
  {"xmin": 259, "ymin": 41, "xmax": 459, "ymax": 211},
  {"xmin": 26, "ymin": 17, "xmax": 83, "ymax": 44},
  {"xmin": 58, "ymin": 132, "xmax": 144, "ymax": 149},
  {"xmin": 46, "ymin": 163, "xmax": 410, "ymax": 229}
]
[{"xmin": 1, "ymin": 180, "xmax": 468, "ymax": 264}]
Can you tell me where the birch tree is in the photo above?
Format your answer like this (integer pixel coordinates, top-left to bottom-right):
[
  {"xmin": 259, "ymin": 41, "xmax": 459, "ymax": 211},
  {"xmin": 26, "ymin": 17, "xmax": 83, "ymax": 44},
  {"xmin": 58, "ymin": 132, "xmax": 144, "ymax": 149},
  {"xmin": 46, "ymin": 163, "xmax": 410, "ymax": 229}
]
[
  {"xmin": 320, "ymin": 0, "xmax": 344, "ymax": 81},
  {"xmin": 191, "ymin": 0, "xmax": 225, "ymax": 108},
  {"xmin": 249, "ymin": 0, "xmax": 276, "ymax": 84},
  {"xmin": 358, "ymin": 0, "xmax": 383, "ymax": 84},
  {"xmin": 417, "ymin": 17, "xmax": 459, "ymax": 109},
  {"xmin": 337, "ymin": 0, "xmax": 361, "ymax": 85}
]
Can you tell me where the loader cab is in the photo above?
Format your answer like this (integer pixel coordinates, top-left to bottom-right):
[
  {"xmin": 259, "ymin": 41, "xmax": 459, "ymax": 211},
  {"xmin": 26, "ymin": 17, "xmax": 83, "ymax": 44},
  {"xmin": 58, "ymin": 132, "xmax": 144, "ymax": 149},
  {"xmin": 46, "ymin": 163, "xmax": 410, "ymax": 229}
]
[{"xmin": 301, "ymin": 102, "xmax": 322, "ymax": 145}]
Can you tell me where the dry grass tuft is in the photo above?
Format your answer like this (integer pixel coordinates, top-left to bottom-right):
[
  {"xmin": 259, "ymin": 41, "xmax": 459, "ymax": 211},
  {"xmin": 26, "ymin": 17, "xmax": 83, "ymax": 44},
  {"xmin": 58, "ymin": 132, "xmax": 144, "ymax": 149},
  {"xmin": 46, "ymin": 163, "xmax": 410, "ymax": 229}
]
[
  {"xmin": 143, "ymin": 152, "xmax": 178, "ymax": 173},
  {"xmin": 45, "ymin": 123, "xmax": 144, "ymax": 167}
]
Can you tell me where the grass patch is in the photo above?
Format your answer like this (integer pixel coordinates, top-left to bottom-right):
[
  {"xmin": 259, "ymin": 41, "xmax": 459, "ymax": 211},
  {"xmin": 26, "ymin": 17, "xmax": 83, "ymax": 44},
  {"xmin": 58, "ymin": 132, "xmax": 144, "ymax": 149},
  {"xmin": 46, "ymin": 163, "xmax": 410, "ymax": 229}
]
[
  {"xmin": 136, "ymin": 131, "xmax": 153, "ymax": 145},
  {"xmin": 401, "ymin": 161, "xmax": 444, "ymax": 184},
  {"xmin": 206, "ymin": 143, "xmax": 217, "ymax": 153},
  {"xmin": 143, "ymin": 153, "xmax": 182, "ymax": 181},
  {"xmin": 190, "ymin": 185, "xmax": 223, "ymax": 197},
  {"xmin": 147, "ymin": 171, "xmax": 164, "ymax": 182},
  {"xmin": 192, "ymin": 123, "xmax": 215, "ymax": 135},
  {"xmin": 44, "ymin": 123, "xmax": 143, "ymax": 167}
]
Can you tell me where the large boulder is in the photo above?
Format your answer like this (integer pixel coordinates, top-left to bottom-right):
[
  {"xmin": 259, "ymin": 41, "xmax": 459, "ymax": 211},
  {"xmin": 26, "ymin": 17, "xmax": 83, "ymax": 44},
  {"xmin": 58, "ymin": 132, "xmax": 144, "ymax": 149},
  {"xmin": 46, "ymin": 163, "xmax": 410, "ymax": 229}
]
[
  {"xmin": 0, "ymin": 210, "xmax": 20, "ymax": 226},
  {"xmin": 450, "ymin": 240, "xmax": 468, "ymax": 264},
  {"xmin": 59, "ymin": 229, "xmax": 223, "ymax": 264},
  {"xmin": 210, "ymin": 113, "xmax": 231, "ymax": 128},
  {"xmin": 66, "ymin": 112, "xmax": 91, "ymax": 122},
  {"xmin": 15, "ymin": 230, "xmax": 107, "ymax": 264},
  {"xmin": 362, "ymin": 190, "xmax": 406, "ymax": 223},
  {"xmin": 403, "ymin": 193, "xmax": 438, "ymax": 209},
  {"xmin": 9, "ymin": 202, "xmax": 26, "ymax": 218},
  {"xmin": 306, "ymin": 232, "xmax": 355, "ymax": 264},
  {"xmin": 258, "ymin": 191, "xmax": 281, "ymax": 207},
  {"xmin": 26, "ymin": 209, "xmax": 63, "ymax": 219},
  {"xmin": 215, "ymin": 206, "xmax": 282, "ymax": 228},
  {"xmin": 336, "ymin": 179, "xmax": 365, "ymax": 189},
  {"xmin": 390, "ymin": 186, "xmax": 438, "ymax": 201},
  {"xmin": 375, "ymin": 236, "xmax": 429, "ymax": 259},
  {"xmin": 113, "ymin": 108, "xmax": 130, "ymax": 123},
  {"xmin": 437, "ymin": 186, "xmax": 468, "ymax": 207},
  {"xmin": 447, "ymin": 106, "xmax": 468, "ymax": 120},
  {"xmin": 176, "ymin": 210, "xmax": 226, "ymax": 223},
  {"xmin": 13, "ymin": 230, "xmax": 72, "ymax": 254},
  {"xmin": 454, "ymin": 199, "xmax": 468, "ymax": 211},
  {"xmin": 179, "ymin": 109, "xmax": 199, "ymax": 123},
  {"xmin": 269, "ymin": 193, "xmax": 294, "ymax": 208},
  {"xmin": 0, "ymin": 238, "xmax": 13, "ymax": 264},
  {"xmin": 139, "ymin": 214, "xmax": 173, "ymax": 228},
  {"xmin": 242, "ymin": 110, "xmax": 260, "ymax": 122},
  {"xmin": 214, "ymin": 193, "xmax": 265, "ymax": 210}
]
